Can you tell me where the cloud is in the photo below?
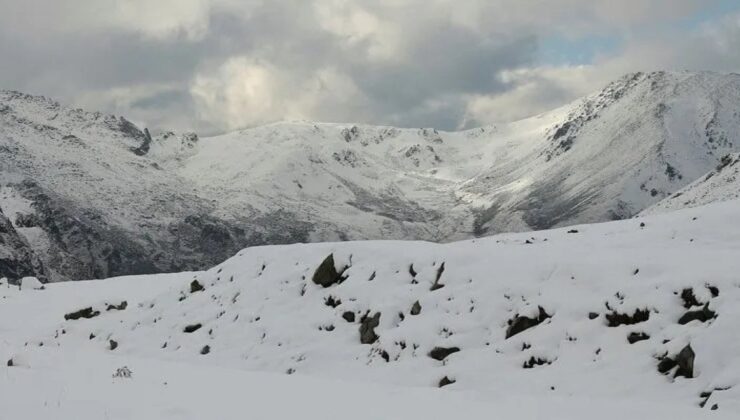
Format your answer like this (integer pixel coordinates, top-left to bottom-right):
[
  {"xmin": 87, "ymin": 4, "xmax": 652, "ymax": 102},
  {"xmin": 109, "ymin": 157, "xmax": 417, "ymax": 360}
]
[
  {"xmin": 0, "ymin": 0, "xmax": 736, "ymax": 134},
  {"xmin": 190, "ymin": 57, "xmax": 368, "ymax": 130}
]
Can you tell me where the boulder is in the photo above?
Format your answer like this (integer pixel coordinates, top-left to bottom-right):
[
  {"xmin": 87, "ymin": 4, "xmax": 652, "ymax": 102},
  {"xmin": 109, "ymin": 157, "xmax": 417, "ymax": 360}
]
[
  {"xmin": 506, "ymin": 306, "xmax": 551, "ymax": 339},
  {"xmin": 312, "ymin": 254, "xmax": 346, "ymax": 288},
  {"xmin": 359, "ymin": 312, "xmax": 381, "ymax": 344}
]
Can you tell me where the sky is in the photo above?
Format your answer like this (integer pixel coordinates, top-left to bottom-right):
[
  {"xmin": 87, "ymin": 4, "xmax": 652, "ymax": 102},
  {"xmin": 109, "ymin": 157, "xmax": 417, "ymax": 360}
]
[{"xmin": 1, "ymin": 0, "xmax": 739, "ymax": 135}]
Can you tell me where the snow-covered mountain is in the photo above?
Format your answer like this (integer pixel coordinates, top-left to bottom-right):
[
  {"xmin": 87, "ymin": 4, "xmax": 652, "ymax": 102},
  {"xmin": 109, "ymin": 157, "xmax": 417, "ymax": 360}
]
[
  {"xmin": 643, "ymin": 153, "xmax": 740, "ymax": 215},
  {"xmin": 2, "ymin": 70, "xmax": 740, "ymax": 281},
  {"xmin": 3, "ymin": 197, "xmax": 739, "ymax": 417}
]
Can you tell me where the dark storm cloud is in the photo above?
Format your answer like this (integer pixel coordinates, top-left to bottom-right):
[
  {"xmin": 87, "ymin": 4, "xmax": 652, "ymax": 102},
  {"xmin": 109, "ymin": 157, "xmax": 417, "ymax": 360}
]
[{"xmin": 0, "ymin": 0, "xmax": 735, "ymax": 134}]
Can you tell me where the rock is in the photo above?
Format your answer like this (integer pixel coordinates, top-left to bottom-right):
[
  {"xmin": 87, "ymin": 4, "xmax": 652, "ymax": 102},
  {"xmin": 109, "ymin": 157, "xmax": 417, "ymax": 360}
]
[
  {"xmin": 106, "ymin": 301, "xmax": 128, "ymax": 311},
  {"xmin": 410, "ymin": 300, "xmax": 422, "ymax": 315},
  {"xmin": 678, "ymin": 304, "xmax": 716, "ymax": 325},
  {"xmin": 680, "ymin": 288, "xmax": 701, "ymax": 308},
  {"xmin": 6, "ymin": 354, "xmax": 29, "ymax": 367},
  {"xmin": 0, "ymin": 208, "xmax": 47, "ymax": 282},
  {"xmin": 657, "ymin": 344, "xmax": 695, "ymax": 379},
  {"xmin": 190, "ymin": 280, "xmax": 205, "ymax": 293},
  {"xmin": 200, "ymin": 345, "xmax": 211, "ymax": 355},
  {"xmin": 64, "ymin": 307, "xmax": 101, "ymax": 320},
  {"xmin": 430, "ymin": 262, "xmax": 445, "ymax": 291},
  {"xmin": 109, "ymin": 340, "xmax": 118, "ymax": 351},
  {"xmin": 428, "ymin": 346, "xmax": 460, "ymax": 361},
  {"xmin": 342, "ymin": 311, "xmax": 355, "ymax": 323},
  {"xmin": 627, "ymin": 332, "xmax": 650, "ymax": 344},
  {"xmin": 408, "ymin": 264, "xmax": 417, "ymax": 277},
  {"xmin": 605, "ymin": 308, "xmax": 650, "ymax": 327},
  {"xmin": 523, "ymin": 356, "xmax": 552, "ymax": 369},
  {"xmin": 359, "ymin": 312, "xmax": 381, "ymax": 344},
  {"xmin": 312, "ymin": 254, "xmax": 346, "ymax": 288},
  {"xmin": 506, "ymin": 306, "xmax": 551, "ymax": 339},
  {"xmin": 588, "ymin": 312, "xmax": 599, "ymax": 320},
  {"xmin": 438, "ymin": 376, "xmax": 456, "ymax": 387},
  {"xmin": 324, "ymin": 295, "xmax": 342, "ymax": 308},
  {"xmin": 183, "ymin": 323, "xmax": 203, "ymax": 333},
  {"xmin": 674, "ymin": 345, "xmax": 695, "ymax": 378},
  {"xmin": 14, "ymin": 213, "xmax": 40, "ymax": 228}
]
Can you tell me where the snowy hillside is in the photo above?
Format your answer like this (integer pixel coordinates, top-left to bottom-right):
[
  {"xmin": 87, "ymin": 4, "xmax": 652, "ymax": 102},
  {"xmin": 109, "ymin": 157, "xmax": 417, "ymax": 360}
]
[
  {"xmin": 2, "ymin": 70, "xmax": 740, "ymax": 281},
  {"xmin": 644, "ymin": 153, "xmax": 740, "ymax": 215},
  {"xmin": 2, "ymin": 198, "xmax": 740, "ymax": 417}
]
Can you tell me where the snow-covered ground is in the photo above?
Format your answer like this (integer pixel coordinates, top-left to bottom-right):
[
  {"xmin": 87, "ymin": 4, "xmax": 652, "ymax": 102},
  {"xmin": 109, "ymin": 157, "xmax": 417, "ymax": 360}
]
[{"xmin": 3, "ymin": 198, "xmax": 740, "ymax": 418}]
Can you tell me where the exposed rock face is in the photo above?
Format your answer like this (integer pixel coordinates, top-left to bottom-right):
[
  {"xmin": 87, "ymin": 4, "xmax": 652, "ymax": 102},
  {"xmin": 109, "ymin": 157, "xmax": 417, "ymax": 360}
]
[{"xmin": 0, "ymin": 206, "xmax": 46, "ymax": 282}]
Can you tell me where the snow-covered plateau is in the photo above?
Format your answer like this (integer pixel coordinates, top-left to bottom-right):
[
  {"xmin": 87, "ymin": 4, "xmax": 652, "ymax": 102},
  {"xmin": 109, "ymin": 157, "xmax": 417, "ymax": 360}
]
[
  {"xmin": 2, "ymin": 196, "xmax": 740, "ymax": 418},
  {"xmin": 3, "ymin": 70, "xmax": 740, "ymax": 281}
]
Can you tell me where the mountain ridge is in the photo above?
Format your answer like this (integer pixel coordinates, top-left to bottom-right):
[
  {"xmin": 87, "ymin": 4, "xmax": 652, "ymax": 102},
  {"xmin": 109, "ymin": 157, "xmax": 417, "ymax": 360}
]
[{"xmin": 2, "ymin": 70, "xmax": 739, "ymax": 281}]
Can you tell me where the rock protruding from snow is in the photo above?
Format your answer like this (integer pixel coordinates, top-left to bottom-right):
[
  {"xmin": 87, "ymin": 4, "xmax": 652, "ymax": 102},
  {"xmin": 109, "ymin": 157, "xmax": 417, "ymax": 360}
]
[
  {"xmin": 359, "ymin": 312, "xmax": 381, "ymax": 344},
  {"xmin": 658, "ymin": 345, "xmax": 695, "ymax": 379},
  {"xmin": 505, "ymin": 306, "xmax": 551, "ymax": 339},
  {"xmin": 312, "ymin": 254, "xmax": 346, "ymax": 288}
]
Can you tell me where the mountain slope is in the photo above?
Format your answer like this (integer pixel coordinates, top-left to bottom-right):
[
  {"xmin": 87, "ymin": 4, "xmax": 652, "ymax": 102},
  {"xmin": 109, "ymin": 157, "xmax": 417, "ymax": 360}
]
[
  {"xmin": 2, "ymin": 70, "xmax": 740, "ymax": 281},
  {"xmin": 3, "ymin": 198, "xmax": 740, "ymax": 416},
  {"xmin": 643, "ymin": 153, "xmax": 740, "ymax": 215}
]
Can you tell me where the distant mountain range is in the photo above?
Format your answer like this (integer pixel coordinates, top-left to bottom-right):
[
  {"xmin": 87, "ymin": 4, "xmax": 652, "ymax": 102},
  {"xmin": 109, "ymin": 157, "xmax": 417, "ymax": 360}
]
[{"xmin": 2, "ymin": 70, "xmax": 740, "ymax": 281}]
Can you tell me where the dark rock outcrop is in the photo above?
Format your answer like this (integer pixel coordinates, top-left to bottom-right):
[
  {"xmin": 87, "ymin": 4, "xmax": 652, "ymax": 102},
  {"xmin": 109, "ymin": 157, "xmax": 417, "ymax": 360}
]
[
  {"xmin": 657, "ymin": 344, "xmax": 695, "ymax": 379},
  {"xmin": 190, "ymin": 280, "xmax": 205, "ymax": 293},
  {"xmin": 64, "ymin": 307, "xmax": 100, "ymax": 320},
  {"xmin": 438, "ymin": 376, "xmax": 456, "ymax": 387},
  {"xmin": 523, "ymin": 356, "xmax": 552, "ymax": 369},
  {"xmin": 312, "ymin": 254, "xmax": 346, "ymax": 288},
  {"xmin": 0, "ymin": 206, "xmax": 46, "ymax": 282},
  {"xmin": 678, "ymin": 304, "xmax": 716, "ymax": 325},
  {"xmin": 428, "ymin": 346, "xmax": 460, "ymax": 361},
  {"xmin": 627, "ymin": 332, "xmax": 650, "ymax": 344},
  {"xmin": 605, "ymin": 308, "xmax": 650, "ymax": 327},
  {"xmin": 342, "ymin": 311, "xmax": 355, "ymax": 323},
  {"xmin": 183, "ymin": 323, "xmax": 203, "ymax": 333},
  {"xmin": 506, "ymin": 306, "xmax": 551, "ymax": 339},
  {"xmin": 106, "ymin": 301, "xmax": 128, "ymax": 311},
  {"xmin": 410, "ymin": 300, "xmax": 422, "ymax": 315},
  {"xmin": 359, "ymin": 312, "xmax": 381, "ymax": 344}
]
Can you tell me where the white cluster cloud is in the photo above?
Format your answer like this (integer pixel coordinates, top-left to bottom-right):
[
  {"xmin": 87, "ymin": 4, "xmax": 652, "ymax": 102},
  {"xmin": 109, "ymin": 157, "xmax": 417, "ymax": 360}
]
[
  {"xmin": 190, "ymin": 57, "xmax": 367, "ymax": 130},
  {"xmin": 0, "ymin": 0, "xmax": 736, "ymax": 133}
]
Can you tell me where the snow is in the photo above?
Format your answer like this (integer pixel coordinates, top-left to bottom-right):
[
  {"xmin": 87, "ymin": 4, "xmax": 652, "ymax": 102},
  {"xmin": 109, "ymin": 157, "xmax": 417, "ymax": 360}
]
[
  {"xmin": 645, "ymin": 153, "xmax": 740, "ymax": 215},
  {"xmin": 19, "ymin": 276, "xmax": 43, "ymax": 290},
  {"xmin": 2, "ymin": 199, "xmax": 740, "ymax": 418}
]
